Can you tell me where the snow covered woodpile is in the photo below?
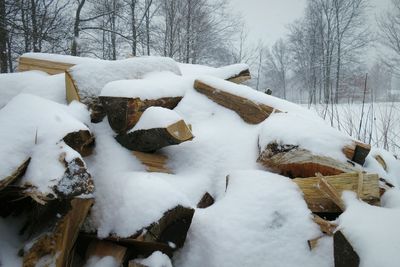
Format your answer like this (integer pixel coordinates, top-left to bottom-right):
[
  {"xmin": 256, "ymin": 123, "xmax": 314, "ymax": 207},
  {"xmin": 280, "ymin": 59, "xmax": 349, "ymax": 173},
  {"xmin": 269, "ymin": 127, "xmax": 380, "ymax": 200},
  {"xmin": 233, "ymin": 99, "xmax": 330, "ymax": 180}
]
[{"xmin": 0, "ymin": 53, "xmax": 400, "ymax": 267}]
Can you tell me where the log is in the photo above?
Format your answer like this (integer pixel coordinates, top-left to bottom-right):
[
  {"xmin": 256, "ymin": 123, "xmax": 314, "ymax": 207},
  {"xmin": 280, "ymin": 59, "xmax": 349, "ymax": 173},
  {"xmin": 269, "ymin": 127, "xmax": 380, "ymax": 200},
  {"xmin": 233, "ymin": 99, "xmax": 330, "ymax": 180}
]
[
  {"xmin": 0, "ymin": 157, "xmax": 30, "ymax": 191},
  {"xmin": 342, "ymin": 141, "xmax": 371, "ymax": 165},
  {"xmin": 293, "ymin": 172, "xmax": 380, "ymax": 213},
  {"xmin": 133, "ymin": 151, "xmax": 173, "ymax": 174},
  {"xmin": 23, "ymin": 198, "xmax": 94, "ymax": 267},
  {"xmin": 85, "ymin": 240, "xmax": 127, "ymax": 265},
  {"xmin": 63, "ymin": 130, "xmax": 95, "ymax": 157},
  {"xmin": 116, "ymin": 120, "xmax": 193, "ymax": 152},
  {"xmin": 307, "ymin": 236, "xmax": 322, "ymax": 250},
  {"xmin": 334, "ymin": 231, "xmax": 360, "ymax": 267},
  {"xmin": 100, "ymin": 96, "xmax": 182, "ymax": 134},
  {"xmin": 19, "ymin": 56, "xmax": 74, "ymax": 75},
  {"xmin": 197, "ymin": 192, "xmax": 215, "ymax": 209},
  {"xmin": 226, "ymin": 69, "xmax": 251, "ymax": 84},
  {"xmin": 375, "ymin": 155, "xmax": 387, "ymax": 171},
  {"xmin": 100, "ymin": 205, "xmax": 194, "ymax": 258},
  {"xmin": 258, "ymin": 143, "xmax": 358, "ymax": 178},
  {"xmin": 313, "ymin": 214, "xmax": 337, "ymax": 236},
  {"xmin": 194, "ymin": 79, "xmax": 280, "ymax": 124}
]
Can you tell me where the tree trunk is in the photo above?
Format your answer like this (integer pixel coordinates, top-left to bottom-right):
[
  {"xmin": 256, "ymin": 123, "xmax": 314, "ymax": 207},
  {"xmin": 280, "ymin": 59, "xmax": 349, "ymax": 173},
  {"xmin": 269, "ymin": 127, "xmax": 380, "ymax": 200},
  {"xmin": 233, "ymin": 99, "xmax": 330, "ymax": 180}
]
[
  {"xmin": 71, "ymin": 0, "xmax": 86, "ymax": 56},
  {"xmin": 0, "ymin": 0, "xmax": 8, "ymax": 73}
]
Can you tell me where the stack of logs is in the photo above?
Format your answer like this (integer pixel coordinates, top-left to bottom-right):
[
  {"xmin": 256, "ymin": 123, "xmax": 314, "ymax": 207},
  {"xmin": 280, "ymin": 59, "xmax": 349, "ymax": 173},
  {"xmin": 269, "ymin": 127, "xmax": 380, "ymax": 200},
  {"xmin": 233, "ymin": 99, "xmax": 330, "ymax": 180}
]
[{"xmin": 3, "ymin": 54, "xmax": 389, "ymax": 267}]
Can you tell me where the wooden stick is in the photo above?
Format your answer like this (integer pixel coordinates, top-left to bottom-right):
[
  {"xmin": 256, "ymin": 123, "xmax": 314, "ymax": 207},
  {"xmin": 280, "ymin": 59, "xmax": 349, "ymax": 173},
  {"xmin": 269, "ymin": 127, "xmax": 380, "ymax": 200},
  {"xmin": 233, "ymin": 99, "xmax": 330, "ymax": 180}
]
[{"xmin": 317, "ymin": 177, "xmax": 345, "ymax": 211}]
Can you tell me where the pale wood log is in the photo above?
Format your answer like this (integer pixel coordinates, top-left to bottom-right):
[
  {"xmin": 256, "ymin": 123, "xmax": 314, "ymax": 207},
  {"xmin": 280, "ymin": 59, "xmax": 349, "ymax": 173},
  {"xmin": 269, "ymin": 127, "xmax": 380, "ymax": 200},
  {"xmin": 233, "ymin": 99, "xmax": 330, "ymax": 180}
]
[
  {"xmin": 116, "ymin": 120, "xmax": 193, "ymax": 152},
  {"xmin": 23, "ymin": 198, "xmax": 94, "ymax": 267},
  {"xmin": 194, "ymin": 79, "xmax": 280, "ymax": 124},
  {"xmin": 375, "ymin": 155, "xmax": 387, "ymax": 171},
  {"xmin": 317, "ymin": 177, "xmax": 345, "ymax": 211},
  {"xmin": 258, "ymin": 143, "xmax": 358, "ymax": 178},
  {"xmin": 197, "ymin": 192, "xmax": 215, "ymax": 209},
  {"xmin": 313, "ymin": 214, "xmax": 337, "ymax": 236},
  {"xmin": 0, "ymin": 158, "xmax": 30, "ymax": 191},
  {"xmin": 226, "ymin": 69, "xmax": 251, "ymax": 84},
  {"xmin": 334, "ymin": 231, "xmax": 360, "ymax": 267},
  {"xmin": 63, "ymin": 130, "xmax": 95, "ymax": 157},
  {"xmin": 85, "ymin": 240, "xmax": 127, "ymax": 265},
  {"xmin": 342, "ymin": 141, "xmax": 371, "ymax": 165},
  {"xmin": 100, "ymin": 96, "xmax": 182, "ymax": 134},
  {"xmin": 133, "ymin": 151, "xmax": 172, "ymax": 174},
  {"xmin": 293, "ymin": 172, "xmax": 380, "ymax": 213},
  {"xmin": 19, "ymin": 56, "xmax": 74, "ymax": 75},
  {"xmin": 65, "ymin": 70, "xmax": 81, "ymax": 104}
]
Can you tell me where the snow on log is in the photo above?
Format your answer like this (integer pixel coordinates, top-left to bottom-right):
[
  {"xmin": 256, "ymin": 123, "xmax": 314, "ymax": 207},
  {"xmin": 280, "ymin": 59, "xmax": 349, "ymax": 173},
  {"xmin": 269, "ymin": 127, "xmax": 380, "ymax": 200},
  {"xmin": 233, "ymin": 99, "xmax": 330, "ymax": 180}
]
[
  {"xmin": 342, "ymin": 141, "xmax": 371, "ymax": 166},
  {"xmin": 133, "ymin": 151, "xmax": 173, "ymax": 174},
  {"xmin": 334, "ymin": 230, "xmax": 360, "ymax": 267},
  {"xmin": 116, "ymin": 107, "xmax": 193, "ymax": 152},
  {"xmin": 0, "ymin": 158, "xmax": 30, "ymax": 192},
  {"xmin": 23, "ymin": 198, "xmax": 94, "ymax": 267},
  {"xmin": 19, "ymin": 53, "xmax": 99, "ymax": 75},
  {"xmin": 101, "ymin": 205, "xmax": 194, "ymax": 257},
  {"xmin": 194, "ymin": 78, "xmax": 280, "ymax": 124},
  {"xmin": 179, "ymin": 63, "xmax": 250, "ymax": 83},
  {"xmin": 257, "ymin": 142, "xmax": 358, "ymax": 178},
  {"xmin": 85, "ymin": 240, "xmax": 127, "ymax": 266},
  {"xmin": 100, "ymin": 96, "xmax": 182, "ymax": 134},
  {"xmin": 293, "ymin": 172, "xmax": 380, "ymax": 213},
  {"xmin": 0, "ymin": 94, "xmax": 92, "ymax": 201}
]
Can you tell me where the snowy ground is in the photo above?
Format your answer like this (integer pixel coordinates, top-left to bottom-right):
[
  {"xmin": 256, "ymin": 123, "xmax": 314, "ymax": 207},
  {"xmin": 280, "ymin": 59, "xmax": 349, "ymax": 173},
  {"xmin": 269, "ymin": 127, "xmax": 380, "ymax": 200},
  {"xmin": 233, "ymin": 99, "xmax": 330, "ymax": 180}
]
[{"xmin": 1, "ymin": 56, "xmax": 400, "ymax": 267}]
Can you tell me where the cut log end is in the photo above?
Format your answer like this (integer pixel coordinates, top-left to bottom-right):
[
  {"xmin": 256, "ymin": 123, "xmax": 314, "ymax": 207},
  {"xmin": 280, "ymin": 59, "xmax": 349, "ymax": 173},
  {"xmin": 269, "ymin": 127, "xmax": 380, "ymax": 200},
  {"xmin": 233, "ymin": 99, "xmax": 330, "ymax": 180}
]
[
  {"xmin": 133, "ymin": 151, "xmax": 173, "ymax": 174},
  {"xmin": 117, "ymin": 119, "xmax": 193, "ymax": 152},
  {"xmin": 342, "ymin": 141, "xmax": 371, "ymax": 166},
  {"xmin": 63, "ymin": 130, "xmax": 95, "ymax": 157}
]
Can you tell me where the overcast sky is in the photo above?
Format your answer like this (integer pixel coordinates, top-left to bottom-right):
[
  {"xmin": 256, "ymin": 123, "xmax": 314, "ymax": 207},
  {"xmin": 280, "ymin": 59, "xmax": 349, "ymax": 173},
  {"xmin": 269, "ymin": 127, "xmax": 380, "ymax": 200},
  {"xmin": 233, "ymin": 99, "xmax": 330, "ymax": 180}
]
[{"xmin": 227, "ymin": 0, "xmax": 392, "ymax": 46}]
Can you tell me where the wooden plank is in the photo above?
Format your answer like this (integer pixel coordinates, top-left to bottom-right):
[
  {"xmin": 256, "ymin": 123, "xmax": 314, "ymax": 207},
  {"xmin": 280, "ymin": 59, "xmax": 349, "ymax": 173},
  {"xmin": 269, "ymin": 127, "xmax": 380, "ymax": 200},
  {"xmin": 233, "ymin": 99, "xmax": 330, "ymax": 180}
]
[
  {"xmin": 293, "ymin": 172, "xmax": 380, "ymax": 213},
  {"xmin": 19, "ymin": 56, "xmax": 75, "ymax": 75},
  {"xmin": 194, "ymin": 79, "xmax": 280, "ymax": 124},
  {"xmin": 133, "ymin": 151, "xmax": 172, "ymax": 174}
]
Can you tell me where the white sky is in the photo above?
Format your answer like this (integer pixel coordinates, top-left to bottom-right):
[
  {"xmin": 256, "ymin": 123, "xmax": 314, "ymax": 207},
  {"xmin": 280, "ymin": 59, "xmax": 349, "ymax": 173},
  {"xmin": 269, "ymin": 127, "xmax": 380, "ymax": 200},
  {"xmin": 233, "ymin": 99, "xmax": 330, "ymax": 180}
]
[{"xmin": 228, "ymin": 0, "xmax": 392, "ymax": 46}]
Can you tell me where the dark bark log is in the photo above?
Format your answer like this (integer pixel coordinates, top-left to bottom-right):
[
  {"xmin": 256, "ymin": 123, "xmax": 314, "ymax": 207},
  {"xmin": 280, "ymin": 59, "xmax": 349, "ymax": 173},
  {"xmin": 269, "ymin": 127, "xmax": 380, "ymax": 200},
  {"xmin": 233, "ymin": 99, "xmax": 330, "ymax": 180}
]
[
  {"xmin": 197, "ymin": 192, "xmax": 215, "ymax": 209},
  {"xmin": 116, "ymin": 120, "xmax": 193, "ymax": 152},
  {"xmin": 334, "ymin": 231, "xmax": 360, "ymax": 267},
  {"xmin": 100, "ymin": 96, "xmax": 182, "ymax": 134},
  {"xmin": 63, "ymin": 130, "xmax": 95, "ymax": 157}
]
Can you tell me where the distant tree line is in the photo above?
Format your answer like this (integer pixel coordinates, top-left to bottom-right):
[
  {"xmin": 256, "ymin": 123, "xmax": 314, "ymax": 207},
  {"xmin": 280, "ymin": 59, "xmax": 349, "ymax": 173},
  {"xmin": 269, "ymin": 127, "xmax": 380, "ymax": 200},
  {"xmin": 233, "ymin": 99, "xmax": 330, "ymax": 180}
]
[{"xmin": 0, "ymin": 0, "xmax": 240, "ymax": 73}]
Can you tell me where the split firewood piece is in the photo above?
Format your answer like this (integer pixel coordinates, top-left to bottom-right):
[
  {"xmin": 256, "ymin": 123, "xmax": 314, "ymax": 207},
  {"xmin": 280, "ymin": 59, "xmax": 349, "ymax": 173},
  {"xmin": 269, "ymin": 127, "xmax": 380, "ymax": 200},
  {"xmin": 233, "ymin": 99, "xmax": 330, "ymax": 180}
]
[
  {"xmin": 334, "ymin": 231, "xmax": 360, "ymax": 267},
  {"xmin": 0, "ymin": 158, "xmax": 30, "ymax": 192},
  {"xmin": 375, "ymin": 155, "xmax": 387, "ymax": 171},
  {"xmin": 342, "ymin": 141, "xmax": 371, "ymax": 165},
  {"xmin": 293, "ymin": 172, "xmax": 380, "ymax": 213},
  {"xmin": 133, "ymin": 151, "xmax": 173, "ymax": 174},
  {"xmin": 317, "ymin": 176, "xmax": 345, "ymax": 211},
  {"xmin": 23, "ymin": 198, "xmax": 94, "ymax": 267},
  {"xmin": 258, "ymin": 142, "xmax": 358, "ymax": 178},
  {"xmin": 116, "ymin": 115, "xmax": 193, "ymax": 152},
  {"xmin": 63, "ymin": 130, "xmax": 95, "ymax": 157},
  {"xmin": 105, "ymin": 205, "xmax": 194, "ymax": 257},
  {"xmin": 85, "ymin": 240, "xmax": 127, "ymax": 266},
  {"xmin": 197, "ymin": 192, "xmax": 215, "ymax": 209},
  {"xmin": 19, "ymin": 55, "xmax": 75, "ymax": 75},
  {"xmin": 194, "ymin": 79, "xmax": 280, "ymax": 124},
  {"xmin": 312, "ymin": 214, "xmax": 337, "ymax": 236},
  {"xmin": 226, "ymin": 69, "xmax": 251, "ymax": 84},
  {"xmin": 307, "ymin": 236, "xmax": 323, "ymax": 251},
  {"xmin": 100, "ymin": 96, "xmax": 182, "ymax": 134}
]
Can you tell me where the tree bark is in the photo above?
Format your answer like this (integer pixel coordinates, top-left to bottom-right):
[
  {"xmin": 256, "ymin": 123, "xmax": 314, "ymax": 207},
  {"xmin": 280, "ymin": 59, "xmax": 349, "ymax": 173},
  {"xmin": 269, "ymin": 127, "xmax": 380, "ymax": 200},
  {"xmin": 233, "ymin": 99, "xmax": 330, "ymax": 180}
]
[
  {"xmin": 0, "ymin": 0, "xmax": 8, "ymax": 73},
  {"xmin": 71, "ymin": 0, "xmax": 86, "ymax": 56}
]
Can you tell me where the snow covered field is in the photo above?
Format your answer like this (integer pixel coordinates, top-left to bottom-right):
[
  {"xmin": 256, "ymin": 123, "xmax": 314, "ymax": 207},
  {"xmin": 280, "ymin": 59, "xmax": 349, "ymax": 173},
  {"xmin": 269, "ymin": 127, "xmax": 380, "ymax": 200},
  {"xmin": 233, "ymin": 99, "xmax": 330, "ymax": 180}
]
[{"xmin": 0, "ymin": 55, "xmax": 400, "ymax": 267}]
